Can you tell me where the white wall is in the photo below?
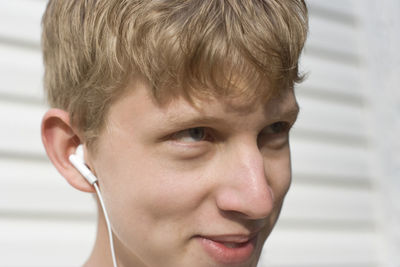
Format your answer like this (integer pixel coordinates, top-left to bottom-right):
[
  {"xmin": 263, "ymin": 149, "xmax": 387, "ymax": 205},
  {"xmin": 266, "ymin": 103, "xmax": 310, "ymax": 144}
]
[
  {"xmin": 0, "ymin": 0, "xmax": 398, "ymax": 266},
  {"xmin": 359, "ymin": 1, "xmax": 400, "ymax": 266},
  {"xmin": 0, "ymin": 1, "xmax": 97, "ymax": 266}
]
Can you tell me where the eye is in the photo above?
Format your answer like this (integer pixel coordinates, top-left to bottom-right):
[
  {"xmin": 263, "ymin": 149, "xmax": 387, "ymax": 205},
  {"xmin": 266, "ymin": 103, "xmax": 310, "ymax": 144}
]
[
  {"xmin": 263, "ymin": 121, "xmax": 291, "ymax": 135},
  {"xmin": 171, "ymin": 127, "xmax": 207, "ymax": 143},
  {"xmin": 258, "ymin": 121, "xmax": 292, "ymax": 149}
]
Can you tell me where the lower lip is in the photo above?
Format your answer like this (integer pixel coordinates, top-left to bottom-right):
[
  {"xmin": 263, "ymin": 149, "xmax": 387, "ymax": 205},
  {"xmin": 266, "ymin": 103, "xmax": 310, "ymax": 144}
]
[{"xmin": 198, "ymin": 236, "xmax": 257, "ymax": 264}]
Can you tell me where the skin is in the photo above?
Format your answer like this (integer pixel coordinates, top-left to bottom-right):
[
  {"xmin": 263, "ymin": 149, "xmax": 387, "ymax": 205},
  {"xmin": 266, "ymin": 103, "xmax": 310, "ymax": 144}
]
[{"xmin": 42, "ymin": 77, "xmax": 299, "ymax": 267}]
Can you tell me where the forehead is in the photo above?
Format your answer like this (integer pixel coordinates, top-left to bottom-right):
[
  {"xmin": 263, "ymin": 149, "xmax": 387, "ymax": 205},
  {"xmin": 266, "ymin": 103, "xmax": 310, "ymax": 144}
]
[{"xmin": 149, "ymin": 73, "xmax": 295, "ymax": 111}]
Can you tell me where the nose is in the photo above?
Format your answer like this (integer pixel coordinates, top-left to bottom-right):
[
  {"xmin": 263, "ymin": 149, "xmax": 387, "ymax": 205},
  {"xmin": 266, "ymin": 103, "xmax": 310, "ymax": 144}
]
[{"xmin": 215, "ymin": 141, "xmax": 274, "ymax": 220}]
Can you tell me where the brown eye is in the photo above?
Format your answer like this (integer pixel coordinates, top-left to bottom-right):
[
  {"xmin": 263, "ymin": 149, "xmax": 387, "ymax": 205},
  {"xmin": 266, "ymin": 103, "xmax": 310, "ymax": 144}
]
[{"xmin": 172, "ymin": 127, "xmax": 206, "ymax": 142}]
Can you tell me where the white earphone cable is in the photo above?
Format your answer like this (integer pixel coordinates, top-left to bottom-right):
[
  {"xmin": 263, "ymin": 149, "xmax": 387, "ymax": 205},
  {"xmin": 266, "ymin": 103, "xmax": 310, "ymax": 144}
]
[{"xmin": 94, "ymin": 182, "xmax": 118, "ymax": 267}]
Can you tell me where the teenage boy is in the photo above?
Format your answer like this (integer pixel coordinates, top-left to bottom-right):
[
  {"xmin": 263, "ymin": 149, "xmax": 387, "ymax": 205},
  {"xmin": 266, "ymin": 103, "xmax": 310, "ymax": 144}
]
[{"xmin": 41, "ymin": 1, "xmax": 308, "ymax": 266}]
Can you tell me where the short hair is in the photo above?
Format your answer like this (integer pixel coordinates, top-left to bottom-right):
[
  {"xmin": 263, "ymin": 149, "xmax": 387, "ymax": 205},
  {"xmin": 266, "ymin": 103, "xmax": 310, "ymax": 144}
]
[{"xmin": 42, "ymin": 0, "xmax": 308, "ymax": 147}]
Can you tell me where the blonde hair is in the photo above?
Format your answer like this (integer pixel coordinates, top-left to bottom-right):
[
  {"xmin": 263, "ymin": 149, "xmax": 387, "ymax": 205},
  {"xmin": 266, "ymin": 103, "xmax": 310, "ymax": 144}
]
[{"xmin": 42, "ymin": 0, "xmax": 308, "ymax": 146}]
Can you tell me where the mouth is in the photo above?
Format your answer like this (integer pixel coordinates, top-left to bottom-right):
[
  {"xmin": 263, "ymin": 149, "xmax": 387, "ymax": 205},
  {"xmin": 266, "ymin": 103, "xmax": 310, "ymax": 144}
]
[{"xmin": 196, "ymin": 233, "xmax": 259, "ymax": 264}]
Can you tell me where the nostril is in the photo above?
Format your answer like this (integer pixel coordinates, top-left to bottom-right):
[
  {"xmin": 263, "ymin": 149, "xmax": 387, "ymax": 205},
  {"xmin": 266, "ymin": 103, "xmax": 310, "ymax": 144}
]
[
  {"xmin": 247, "ymin": 187, "xmax": 274, "ymax": 219},
  {"xmin": 215, "ymin": 184, "xmax": 274, "ymax": 220}
]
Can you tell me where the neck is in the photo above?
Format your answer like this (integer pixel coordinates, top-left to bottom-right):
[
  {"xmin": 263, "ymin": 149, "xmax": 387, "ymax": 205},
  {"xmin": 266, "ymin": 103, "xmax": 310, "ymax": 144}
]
[{"xmin": 84, "ymin": 200, "xmax": 114, "ymax": 267}]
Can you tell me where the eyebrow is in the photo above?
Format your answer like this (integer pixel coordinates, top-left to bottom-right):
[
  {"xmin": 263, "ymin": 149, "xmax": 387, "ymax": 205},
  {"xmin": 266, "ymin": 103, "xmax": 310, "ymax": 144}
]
[
  {"xmin": 286, "ymin": 105, "xmax": 300, "ymax": 118},
  {"xmin": 163, "ymin": 114, "xmax": 226, "ymax": 130},
  {"xmin": 162, "ymin": 104, "xmax": 300, "ymax": 131},
  {"xmin": 269, "ymin": 103, "xmax": 300, "ymax": 122}
]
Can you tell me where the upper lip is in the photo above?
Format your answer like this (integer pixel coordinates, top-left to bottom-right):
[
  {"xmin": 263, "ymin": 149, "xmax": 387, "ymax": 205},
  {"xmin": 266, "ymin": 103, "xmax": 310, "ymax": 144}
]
[
  {"xmin": 199, "ymin": 228, "xmax": 263, "ymax": 243},
  {"xmin": 202, "ymin": 235, "xmax": 254, "ymax": 243}
]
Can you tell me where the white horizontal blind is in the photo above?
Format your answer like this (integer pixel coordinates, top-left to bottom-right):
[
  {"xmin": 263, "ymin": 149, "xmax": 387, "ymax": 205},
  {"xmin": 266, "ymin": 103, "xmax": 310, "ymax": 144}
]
[{"xmin": 0, "ymin": 0, "xmax": 398, "ymax": 266}]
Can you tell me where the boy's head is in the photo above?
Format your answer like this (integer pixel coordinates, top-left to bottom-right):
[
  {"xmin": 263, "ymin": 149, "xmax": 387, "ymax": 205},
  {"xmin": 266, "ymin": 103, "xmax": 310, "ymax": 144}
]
[
  {"xmin": 42, "ymin": 0, "xmax": 307, "ymax": 149},
  {"xmin": 41, "ymin": 1, "xmax": 308, "ymax": 266}
]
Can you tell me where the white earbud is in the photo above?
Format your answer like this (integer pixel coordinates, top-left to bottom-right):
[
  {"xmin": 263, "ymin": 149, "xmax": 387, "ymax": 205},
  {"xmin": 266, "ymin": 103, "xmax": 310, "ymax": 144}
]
[
  {"xmin": 68, "ymin": 144, "xmax": 98, "ymax": 185},
  {"xmin": 68, "ymin": 144, "xmax": 118, "ymax": 267}
]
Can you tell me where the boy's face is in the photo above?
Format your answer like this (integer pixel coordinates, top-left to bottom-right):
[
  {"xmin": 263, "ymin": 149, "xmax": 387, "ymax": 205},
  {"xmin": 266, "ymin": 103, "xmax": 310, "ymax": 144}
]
[{"xmin": 89, "ymin": 77, "xmax": 298, "ymax": 267}]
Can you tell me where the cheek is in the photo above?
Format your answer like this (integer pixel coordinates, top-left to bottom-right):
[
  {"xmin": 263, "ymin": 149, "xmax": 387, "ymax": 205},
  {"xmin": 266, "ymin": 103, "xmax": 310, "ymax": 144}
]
[
  {"xmin": 92, "ymin": 145, "xmax": 210, "ymax": 261},
  {"xmin": 96, "ymin": 144, "xmax": 208, "ymax": 226},
  {"xmin": 265, "ymin": 149, "xmax": 292, "ymax": 202}
]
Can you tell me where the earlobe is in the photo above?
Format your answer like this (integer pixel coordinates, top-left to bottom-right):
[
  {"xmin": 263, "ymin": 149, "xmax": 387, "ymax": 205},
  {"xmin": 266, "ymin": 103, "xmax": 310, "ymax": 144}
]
[{"xmin": 41, "ymin": 108, "xmax": 95, "ymax": 193}]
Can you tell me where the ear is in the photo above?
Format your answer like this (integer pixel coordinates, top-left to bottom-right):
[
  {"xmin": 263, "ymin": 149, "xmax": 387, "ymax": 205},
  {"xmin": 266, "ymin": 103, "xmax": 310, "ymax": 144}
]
[{"xmin": 41, "ymin": 108, "xmax": 95, "ymax": 193}]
